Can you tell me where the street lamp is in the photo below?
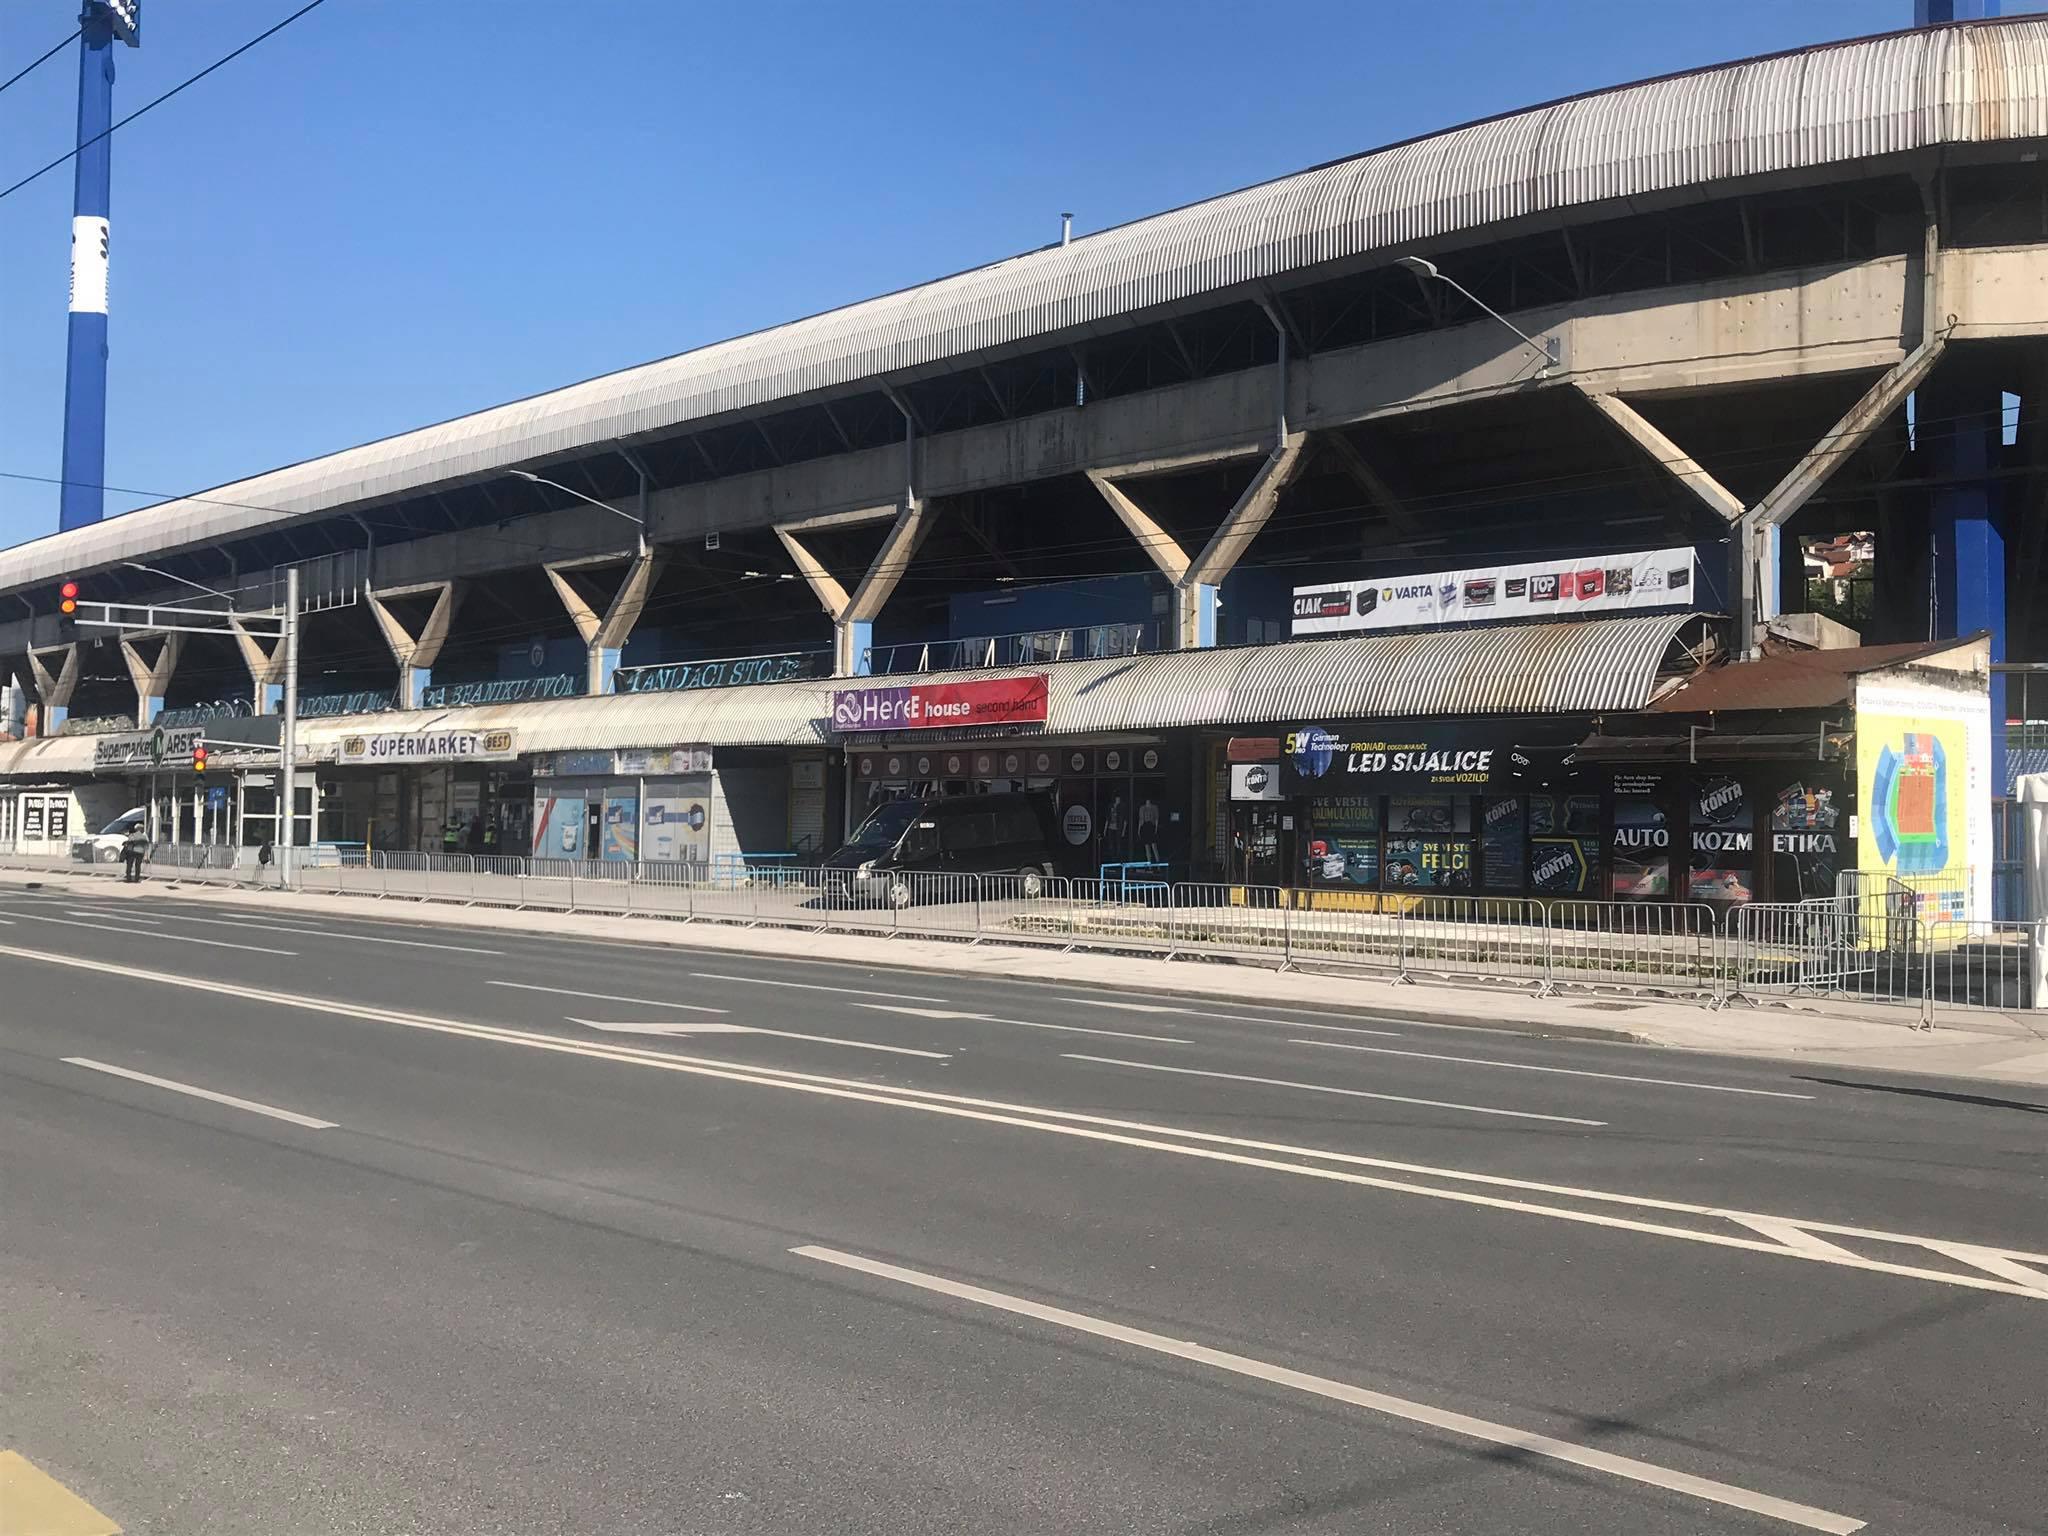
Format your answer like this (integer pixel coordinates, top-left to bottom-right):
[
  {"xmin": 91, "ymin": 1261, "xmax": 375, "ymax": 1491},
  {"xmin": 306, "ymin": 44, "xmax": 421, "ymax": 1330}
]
[
  {"xmin": 506, "ymin": 468, "xmax": 648, "ymax": 554},
  {"xmin": 1395, "ymin": 255, "xmax": 1560, "ymax": 373}
]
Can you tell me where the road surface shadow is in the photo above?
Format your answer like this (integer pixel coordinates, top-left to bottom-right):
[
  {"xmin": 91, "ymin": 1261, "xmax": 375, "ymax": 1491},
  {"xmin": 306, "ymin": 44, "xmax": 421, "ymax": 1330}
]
[{"xmin": 1795, "ymin": 1076, "xmax": 2047, "ymax": 1114}]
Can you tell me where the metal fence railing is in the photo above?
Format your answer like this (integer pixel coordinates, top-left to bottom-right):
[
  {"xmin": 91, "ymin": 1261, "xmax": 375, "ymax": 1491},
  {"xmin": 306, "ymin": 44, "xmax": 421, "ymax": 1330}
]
[{"xmin": 8, "ymin": 844, "xmax": 2043, "ymax": 1019}]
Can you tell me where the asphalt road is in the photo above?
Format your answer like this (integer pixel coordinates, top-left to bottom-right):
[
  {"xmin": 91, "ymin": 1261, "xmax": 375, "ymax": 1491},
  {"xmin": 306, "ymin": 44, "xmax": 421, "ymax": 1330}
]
[{"xmin": 2, "ymin": 879, "xmax": 2044, "ymax": 1534}]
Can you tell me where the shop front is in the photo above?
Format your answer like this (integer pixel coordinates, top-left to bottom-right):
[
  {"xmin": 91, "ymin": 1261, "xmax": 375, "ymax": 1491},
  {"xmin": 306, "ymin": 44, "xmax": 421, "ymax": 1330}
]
[{"xmin": 831, "ymin": 671, "xmax": 1197, "ymax": 876}]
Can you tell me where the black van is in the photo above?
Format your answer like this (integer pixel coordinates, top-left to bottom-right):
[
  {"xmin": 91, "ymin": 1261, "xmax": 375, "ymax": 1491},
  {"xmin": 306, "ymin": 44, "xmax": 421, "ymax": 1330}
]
[{"xmin": 824, "ymin": 792, "xmax": 1058, "ymax": 906}]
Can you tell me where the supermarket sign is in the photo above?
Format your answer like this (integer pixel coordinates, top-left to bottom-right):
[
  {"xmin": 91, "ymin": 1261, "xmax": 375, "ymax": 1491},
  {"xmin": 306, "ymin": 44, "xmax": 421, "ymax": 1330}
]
[{"xmin": 831, "ymin": 674, "xmax": 1049, "ymax": 734}]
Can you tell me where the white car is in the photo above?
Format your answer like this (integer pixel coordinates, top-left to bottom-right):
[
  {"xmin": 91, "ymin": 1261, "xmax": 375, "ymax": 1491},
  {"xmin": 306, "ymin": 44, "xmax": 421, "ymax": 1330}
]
[{"xmin": 73, "ymin": 807, "xmax": 146, "ymax": 863}]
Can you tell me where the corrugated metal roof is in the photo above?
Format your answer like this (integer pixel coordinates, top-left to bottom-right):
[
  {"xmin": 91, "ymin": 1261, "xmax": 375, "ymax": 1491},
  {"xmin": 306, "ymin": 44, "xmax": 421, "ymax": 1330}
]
[
  {"xmin": 6, "ymin": 21, "xmax": 2047, "ymax": 593},
  {"xmin": 276, "ymin": 615, "xmax": 1694, "ymax": 761},
  {"xmin": 1646, "ymin": 636, "xmax": 1981, "ymax": 713}
]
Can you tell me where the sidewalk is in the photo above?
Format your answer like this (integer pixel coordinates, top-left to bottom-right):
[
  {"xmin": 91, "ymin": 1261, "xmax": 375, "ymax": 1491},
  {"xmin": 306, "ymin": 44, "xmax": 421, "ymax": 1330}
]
[{"xmin": 10, "ymin": 864, "xmax": 2048, "ymax": 1088}]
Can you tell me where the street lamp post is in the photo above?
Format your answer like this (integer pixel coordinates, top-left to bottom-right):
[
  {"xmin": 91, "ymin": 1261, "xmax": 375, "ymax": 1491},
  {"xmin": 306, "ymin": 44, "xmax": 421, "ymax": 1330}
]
[
  {"xmin": 1395, "ymin": 255, "xmax": 1560, "ymax": 373},
  {"xmin": 506, "ymin": 468, "xmax": 648, "ymax": 555}
]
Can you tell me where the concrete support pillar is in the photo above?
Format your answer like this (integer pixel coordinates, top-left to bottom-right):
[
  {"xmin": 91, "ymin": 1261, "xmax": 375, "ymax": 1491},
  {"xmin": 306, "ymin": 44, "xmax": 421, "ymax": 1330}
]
[
  {"xmin": 231, "ymin": 617, "xmax": 288, "ymax": 715},
  {"xmin": 368, "ymin": 582, "xmax": 460, "ymax": 711},
  {"xmin": 27, "ymin": 644, "xmax": 79, "ymax": 736},
  {"xmin": 119, "ymin": 631, "xmax": 181, "ymax": 728},
  {"xmin": 777, "ymin": 499, "xmax": 931, "ymax": 678},
  {"xmin": 543, "ymin": 549, "xmax": 664, "ymax": 695},
  {"xmin": 1924, "ymin": 370, "xmax": 2009, "ymax": 792},
  {"xmin": 1089, "ymin": 433, "xmax": 1307, "ymax": 649}
]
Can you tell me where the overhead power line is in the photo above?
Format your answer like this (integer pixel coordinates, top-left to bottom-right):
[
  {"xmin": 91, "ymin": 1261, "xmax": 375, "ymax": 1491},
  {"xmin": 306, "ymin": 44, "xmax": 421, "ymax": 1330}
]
[
  {"xmin": 0, "ymin": 28, "xmax": 82, "ymax": 99},
  {"xmin": 0, "ymin": 0, "xmax": 329, "ymax": 205}
]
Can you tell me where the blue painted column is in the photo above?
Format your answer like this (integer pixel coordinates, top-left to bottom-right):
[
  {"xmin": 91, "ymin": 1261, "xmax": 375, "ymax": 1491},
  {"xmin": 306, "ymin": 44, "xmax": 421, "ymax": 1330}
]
[
  {"xmin": 1925, "ymin": 375, "xmax": 2008, "ymax": 797},
  {"xmin": 58, "ymin": 11, "xmax": 117, "ymax": 532}
]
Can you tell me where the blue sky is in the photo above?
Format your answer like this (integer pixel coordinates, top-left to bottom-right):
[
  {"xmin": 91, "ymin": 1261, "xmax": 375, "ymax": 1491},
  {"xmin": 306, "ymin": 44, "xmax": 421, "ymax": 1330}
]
[{"xmin": 0, "ymin": 0, "xmax": 1975, "ymax": 548}]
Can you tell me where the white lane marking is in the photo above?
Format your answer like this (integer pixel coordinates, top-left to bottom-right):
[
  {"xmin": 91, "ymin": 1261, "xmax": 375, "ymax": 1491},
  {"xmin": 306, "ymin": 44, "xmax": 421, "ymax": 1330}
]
[
  {"xmin": 690, "ymin": 971, "xmax": 948, "ymax": 1004},
  {"xmin": 569, "ymin": 1017, "xmax": 949, "ymax": 1060},
  {"xmin": 63, "ymin": 1057, "xmax": 336, "ymax": 1129},
  {"xmin": 572, "ymin": 1019, "xmax": 757, "ymax": 1035},
  {"xmin": 793, "ymin": 1244, "xmax": 1864, "ymax": 1535},
  {"xmin": 5, "ymin": 943, "xmax": 2044, "ymax": 1302},
  {"xmin": 2, "ymin": 909, "xmax": 295, "ymax": 955},
  {"xmin": 147, "ymin": 910, "xmax": 504, "ymax": 954},
  {"xmin": 855, "ymin": 1002, "xmax": 1189, "ymax": 1044},
  {"xmin": 68, "ymin": 907, "xmax": 163, "ymax": 923},
  {"xmin": 1055, "ymin": 996, "xmax": 1186, "ymax": 1013},
  {"xmin": 1926, "ymin": 1242, "xmax": 2048, "ymax": 1296},
  {"xmin": 1065, "ymin": 1055, "xmax": 1606, "ymax": 1127},
  {"xmin": 1292, "ymin": 1039, "xmax": 1816, "ymax": 1100},
  {"xmin": 1052, "ymin": 996, "xmax": 1403, "ymax": 1035},
  {"xmin": 490, "ymin": 980, "xmax": 727, "ymax": 1014},
  {"xmin": 1730, "ymin": 1215, "xmax": 1862, "ymax": 1262},
  {"xmin": 1206, "ymin": 1013, "xmax": 1401, "ymax": 1035}
]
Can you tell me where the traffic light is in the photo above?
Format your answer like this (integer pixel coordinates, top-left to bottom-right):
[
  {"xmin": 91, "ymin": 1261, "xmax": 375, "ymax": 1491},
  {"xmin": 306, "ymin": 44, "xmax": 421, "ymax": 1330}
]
[
  {"xmin": 192, "ymin": 743, "xmax": 208, "ymax": 775},
  {"xmin": 57, "ymin": 579, "xmax": 79, "ymax": 639}
]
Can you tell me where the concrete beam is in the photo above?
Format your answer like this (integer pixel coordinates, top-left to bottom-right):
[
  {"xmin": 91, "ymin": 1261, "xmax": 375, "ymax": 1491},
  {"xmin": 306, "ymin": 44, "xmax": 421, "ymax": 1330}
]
[
  {"xmin": 119, "ymin": 631, "xmax": 183, "ymax": 728},
  {"xmin": 231, "ymin": 618, "xmax": 288, "ymax": 716},
  {"xmin": 1084, "ymin": 470, "xmax": 1191, "ymax": 584},
  {"xmin": 774, "ymin": 528, "xmax": 852, "ymax": 619},
  {"xmin": 845, "ymin": 499, "xmax": 932, "ymax": 625},
  {"xmin": 544, "ymin": 550, "xmax": 664, "ymax": 694},
  {"xmin": 1186, "ymin": 433, "xmax": 1309, "ymax": 590},
  {"xmin": 27, "ymin": 644, "xmax": 78, "ymax": 735},
  {"xmin": 1577, "ymin": 388, "xmax": 1745, "ymax": 523},
  {"xmin": 368, "ymin": 582, "xmax": 460, "ymax": 711},
  {"xmin": 775, "ymin": 503, "xmax": 903, "ymax": 536}
]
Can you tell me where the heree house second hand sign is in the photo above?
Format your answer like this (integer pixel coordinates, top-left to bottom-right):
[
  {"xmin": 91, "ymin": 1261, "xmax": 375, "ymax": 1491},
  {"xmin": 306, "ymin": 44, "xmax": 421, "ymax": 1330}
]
[
  {"xmin": 339, "ymin": 729, "xmax": 519, "ymax": 764},
  {"xmin": 93, "ymin": 725, "xmax": 204, "ymax": 771}
]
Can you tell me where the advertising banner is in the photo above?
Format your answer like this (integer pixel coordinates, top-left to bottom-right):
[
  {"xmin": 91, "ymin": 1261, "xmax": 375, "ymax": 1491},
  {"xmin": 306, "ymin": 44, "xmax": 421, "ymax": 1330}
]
[
  {"xmin": 831, "ymin": 674, "xmax": 1049, "ymax": 734},
  {"xmin": 341, "ymin": 729, "xmax": 518, "ymax": 765},
  {"xmin": 1291, "ymin": 545, "xmax": 1700, "ymax": 636},
  {"xmin": 1854, "ymin": 672, "xmax": 1993, "ymax": 919},
  {"xmin": 1282, "ymin": 723, "xmax": 1510, "ymax": 793}
]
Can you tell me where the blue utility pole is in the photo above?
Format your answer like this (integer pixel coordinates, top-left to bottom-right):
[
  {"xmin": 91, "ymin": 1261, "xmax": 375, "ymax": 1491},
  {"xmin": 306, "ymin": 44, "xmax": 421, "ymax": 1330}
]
[{"xmin": 58, "ymin": 2, "xmax": 141, "ymax": 533}]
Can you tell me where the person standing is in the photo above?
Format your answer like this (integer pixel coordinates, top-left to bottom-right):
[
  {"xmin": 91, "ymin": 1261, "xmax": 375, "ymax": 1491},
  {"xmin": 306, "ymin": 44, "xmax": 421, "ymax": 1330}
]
[{"xmin": 121, "ymin": 822, "xmax": 148, "ymax": 883}]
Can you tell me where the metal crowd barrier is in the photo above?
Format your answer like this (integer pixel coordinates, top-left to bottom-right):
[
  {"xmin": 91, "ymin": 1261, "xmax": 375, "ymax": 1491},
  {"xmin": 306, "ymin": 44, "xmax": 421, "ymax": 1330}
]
[{"xmin": 9, "ymin": 841, "xmax": 2040, "ymax": 1018}]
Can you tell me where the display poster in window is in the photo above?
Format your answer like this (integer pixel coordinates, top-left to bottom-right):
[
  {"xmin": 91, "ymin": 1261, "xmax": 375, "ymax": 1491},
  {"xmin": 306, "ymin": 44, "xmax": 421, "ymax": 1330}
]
[
  {"xmin": 1383, "ymin": 837, "xmax": 1473, "ymax": 889},
  {"xmin": 1564, "ymin": 795, "xmax": 1601, "ymax": 835},
  {"xmin": 533, "ymin": 792, "xmax": 586, "ymax": 859},
  {"xmin": 1689, "ymin": 774, "xmax": 1754, "ymax": 901},
  {"xmin": 22, "ymin": 799, "xmax": 45, "ymax": 840},
  {"xmin": 642, "ymin": 781, "xmax": 710, "ymax": 865},
  {"xmin": 1531, "ymin": 836, "xmax": 1598, "ymax": 893},
  {"xmin": 47, "ymin": 801, "xmax": 68, "ymax": 841},
  {"xmin": 1306, "ymin": 796, "xmax": 1379, "ymax": 887},
  {"xmin": 1482, "ymin": 796, "xmax": 1526, "ymax": 891},
  {"xmin": 1386, "ymin": 794, "xmax": 1471, "ymax": 836},
  {"xmin": 1611, "ymin": 773, "xmax": 1671, "ymax": 899},
  {"xmin": 602, "ymin": 794, "xmax": 640, "ymax": 862},
  {"xmin": 1528, "ymin": 797, "xmax": 1557, "ymax": 835},
  {"xmin": 1769, "ymin": 779, "xmax": 1843, "ymax": 902}
]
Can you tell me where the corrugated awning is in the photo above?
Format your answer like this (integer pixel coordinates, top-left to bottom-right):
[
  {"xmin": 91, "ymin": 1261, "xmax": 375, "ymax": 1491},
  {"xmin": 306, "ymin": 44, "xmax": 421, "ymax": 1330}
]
[
  {"xmin": 277, "ymin": 613, "xmax": 1699, "ymax": 762},
  {"xmin": 0, "ymin": 735, "xmax": 103, "ymax": 778}
]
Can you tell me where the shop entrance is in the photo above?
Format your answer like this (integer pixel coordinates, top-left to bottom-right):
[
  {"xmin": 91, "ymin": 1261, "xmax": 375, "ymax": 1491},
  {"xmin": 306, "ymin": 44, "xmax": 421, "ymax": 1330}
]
[{"xmin": 1231, "ymin": 803, "xmax": 1294, "ymax": 888}]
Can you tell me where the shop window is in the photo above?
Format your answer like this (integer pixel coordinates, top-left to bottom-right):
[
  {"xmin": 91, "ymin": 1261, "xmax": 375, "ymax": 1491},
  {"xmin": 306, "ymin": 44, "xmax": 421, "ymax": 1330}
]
[
  {"xmin": 1689, "ymin": 775, "xmax": 1754, "ymax": 903},
  {"xmin": 1384, "ymin": 836, "xmax": 1473, "ymax": 890},
  {"xmin": 1480, "ymin": 797, "xmax": 1525, "ymax": 891},
  {"xmin": 1768, "ymin": 778, "xmax": 1845, "ymax": 902},
  {"xmin": 1304, "ymin": 795, "xmax": 1378, "ymax": 888},
  {"xmin": 1388, "ymin": 794, "xmax": 1469, "ymax": 836},
  {"xmin": 1611, "ymin": 772, "xmax": 1674, "ymax": 900}
]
